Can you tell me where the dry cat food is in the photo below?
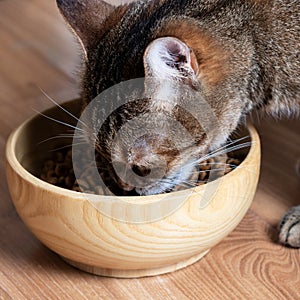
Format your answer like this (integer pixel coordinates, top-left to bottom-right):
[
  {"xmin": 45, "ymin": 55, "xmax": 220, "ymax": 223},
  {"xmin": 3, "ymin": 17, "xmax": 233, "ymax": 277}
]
[{"xmin": 40, "ymin": 148, "xmax": 241, "ymax": 195}]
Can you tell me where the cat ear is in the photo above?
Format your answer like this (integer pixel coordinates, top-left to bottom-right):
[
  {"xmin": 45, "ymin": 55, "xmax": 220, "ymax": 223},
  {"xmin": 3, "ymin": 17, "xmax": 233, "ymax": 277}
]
[
  {"xmin": 143, "ymin": 37, "xmax": 199, "ymax": 83},
  {"xmin": 56, "ymin": 0, "xmax": 117, "ymax": 55}
]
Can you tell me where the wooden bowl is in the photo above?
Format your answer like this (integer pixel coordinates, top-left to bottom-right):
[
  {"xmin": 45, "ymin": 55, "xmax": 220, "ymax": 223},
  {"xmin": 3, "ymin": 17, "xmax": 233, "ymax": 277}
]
[{"xmin": 6, "ymin": 99, "xmax": 260, "ymax": 278}]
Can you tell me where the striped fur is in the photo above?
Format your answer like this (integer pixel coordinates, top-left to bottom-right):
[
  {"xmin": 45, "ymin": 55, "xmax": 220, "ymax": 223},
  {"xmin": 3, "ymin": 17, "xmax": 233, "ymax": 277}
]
[{"xmin": 57, "ymin": 0, "xmax": 299, "ymax": 196}]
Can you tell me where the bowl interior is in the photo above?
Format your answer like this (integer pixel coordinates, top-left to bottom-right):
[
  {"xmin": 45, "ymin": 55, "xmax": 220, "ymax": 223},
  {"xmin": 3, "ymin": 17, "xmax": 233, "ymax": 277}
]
[
  {"xmin": 16, "ymin": 99, "xmax": 82, "ymax": 177},
  {"xmin": 15, "ymin": 98, "xmax": 251, "ymax": 194},
  {"xmin": 7, "ymin": 99, "xmax": 260, "ymax": 277}
]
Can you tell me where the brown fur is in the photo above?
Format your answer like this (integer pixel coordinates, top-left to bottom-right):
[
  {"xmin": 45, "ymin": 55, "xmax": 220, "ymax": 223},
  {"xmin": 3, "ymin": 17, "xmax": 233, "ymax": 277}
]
[
  {"xmin": 57, "ymin": 0, "xmax": 299, "ymax": 204},
  {"xmin": 157, "ymin": 20, "xmax": 230, "ymax": 86},
  {"xmin": 56, "ymin": 0, "xmax": 300, "ymax": 246}
]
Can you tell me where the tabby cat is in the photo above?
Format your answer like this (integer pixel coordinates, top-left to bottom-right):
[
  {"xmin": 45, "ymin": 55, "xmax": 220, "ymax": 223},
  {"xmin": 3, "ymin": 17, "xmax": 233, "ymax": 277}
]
[{"xmin": 56, "ymin": 0, "xmax": 300, "ymax": 247}]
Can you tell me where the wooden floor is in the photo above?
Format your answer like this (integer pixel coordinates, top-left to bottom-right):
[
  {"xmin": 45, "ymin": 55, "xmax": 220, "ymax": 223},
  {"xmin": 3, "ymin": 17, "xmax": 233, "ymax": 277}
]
[{"xmin": 0, "ymin": 1, "xmax": 299, "ymax": 299}]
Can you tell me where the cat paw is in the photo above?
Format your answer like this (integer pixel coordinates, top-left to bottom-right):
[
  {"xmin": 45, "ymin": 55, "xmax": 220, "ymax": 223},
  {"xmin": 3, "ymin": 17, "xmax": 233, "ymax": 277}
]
[{"xmin": 278, "ymin": 206, "xmax": 300, "ymax": 248}]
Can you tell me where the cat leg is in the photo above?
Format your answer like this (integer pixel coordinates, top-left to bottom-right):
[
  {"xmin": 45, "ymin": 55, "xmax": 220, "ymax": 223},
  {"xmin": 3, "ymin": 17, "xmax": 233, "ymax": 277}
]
[{"xmin": 279, "ymin": 206, "xmax": 300, "ymax": 248}]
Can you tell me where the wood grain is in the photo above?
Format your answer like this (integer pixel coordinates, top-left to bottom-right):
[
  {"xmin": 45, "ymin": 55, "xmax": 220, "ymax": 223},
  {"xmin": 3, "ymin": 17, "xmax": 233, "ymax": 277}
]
[
  {"xmin": 5, "ymin": 102, "xmax": 260, "ymax": 277},
  {"xmin": 0, "ymin": 0, "xmax": 299, "ymax": 298}
]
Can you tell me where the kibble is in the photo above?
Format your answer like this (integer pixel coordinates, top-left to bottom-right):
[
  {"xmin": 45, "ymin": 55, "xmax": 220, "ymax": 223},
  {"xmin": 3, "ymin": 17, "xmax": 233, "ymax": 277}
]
[{"xmin": 40, "ymin": 148, "xmax": 241, "ymax": 195}]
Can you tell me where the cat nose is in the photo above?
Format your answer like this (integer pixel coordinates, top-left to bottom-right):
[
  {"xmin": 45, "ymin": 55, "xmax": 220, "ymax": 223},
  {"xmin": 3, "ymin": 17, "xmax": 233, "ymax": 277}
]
[
  {"xmin": 131, "ymin": 164, "xmax": 151, "ymax": 177},
  {"xmin": 127, "ymin": 137, "xmax": 169, "ymax": 182},
  {"xmin": 128, "ymin": 136, "xmax": 167, "ymax": 175}
]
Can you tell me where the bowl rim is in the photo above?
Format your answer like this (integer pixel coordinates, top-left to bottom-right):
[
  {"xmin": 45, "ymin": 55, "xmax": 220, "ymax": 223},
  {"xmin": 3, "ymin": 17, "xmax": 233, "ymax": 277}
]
[{"xmin": 5, "ymin": 99, "xmax": 260, "ymax": 201}]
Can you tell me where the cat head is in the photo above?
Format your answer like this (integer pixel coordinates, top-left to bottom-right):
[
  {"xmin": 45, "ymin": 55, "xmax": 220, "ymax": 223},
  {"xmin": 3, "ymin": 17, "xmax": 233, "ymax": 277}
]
[{"xmin": 57, "ymin": 0, "xmax": 253, "ymax": 195}]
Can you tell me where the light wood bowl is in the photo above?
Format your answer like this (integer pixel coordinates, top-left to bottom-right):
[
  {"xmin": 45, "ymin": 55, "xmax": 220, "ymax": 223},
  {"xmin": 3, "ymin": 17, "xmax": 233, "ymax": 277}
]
[{"xmin": 6, "ymin": 99, "xmax": 260, "ymax": 278}]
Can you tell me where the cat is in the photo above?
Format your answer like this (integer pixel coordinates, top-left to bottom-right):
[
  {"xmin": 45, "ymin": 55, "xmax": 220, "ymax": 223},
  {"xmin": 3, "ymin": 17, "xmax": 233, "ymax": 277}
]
[{"xmin": 56, "ymin": 0, "xmax": 300, "ymax": 247}]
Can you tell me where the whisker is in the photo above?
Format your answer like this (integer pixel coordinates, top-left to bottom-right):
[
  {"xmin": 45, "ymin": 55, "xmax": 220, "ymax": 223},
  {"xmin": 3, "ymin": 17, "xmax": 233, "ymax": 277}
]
[
  {"xmin": 199, "ymin": 168, "xmax": 230, "ymax": 173},
  {"xmin": 159, "ymin": 178, "xmax": 195, "ymax": 190},
  {"xmin": 49, "ymin": 142, "xmax": 86, "ymax": 152},
  {"xmin": 37, "ymin": 86, "xmax": 88, "ymax": 129},
  {"xmin": 206, "ymin": 136, "xmax": 251, "ymax": 158},
  {"xmin": 212, "ymin": 141, "xmax": 252, "ymax": 156},
  {"xmin": 197, "ymin": 162, "xmax": 236, "ymax": 167},
  {"xmin": 37, "ymin": 134, "xmax": 78, "ymax": 145},
  {"xmin": 198, "ymin": 141, "xmax": 252, "ymax": 164},
  {"xmin": 179, "ymin": 136, "xmax": 251, "ymax": 172},
  {"xmin": 174, "ymin": 138, "xmax": 252, "ymax": 177},
  {"xmin": 33, "ymin": 109, "xmax": 86, "ymax": 133},
  {"xmin": 188, "ymin": 164, "xmax": 259, "ymax": 176}
]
